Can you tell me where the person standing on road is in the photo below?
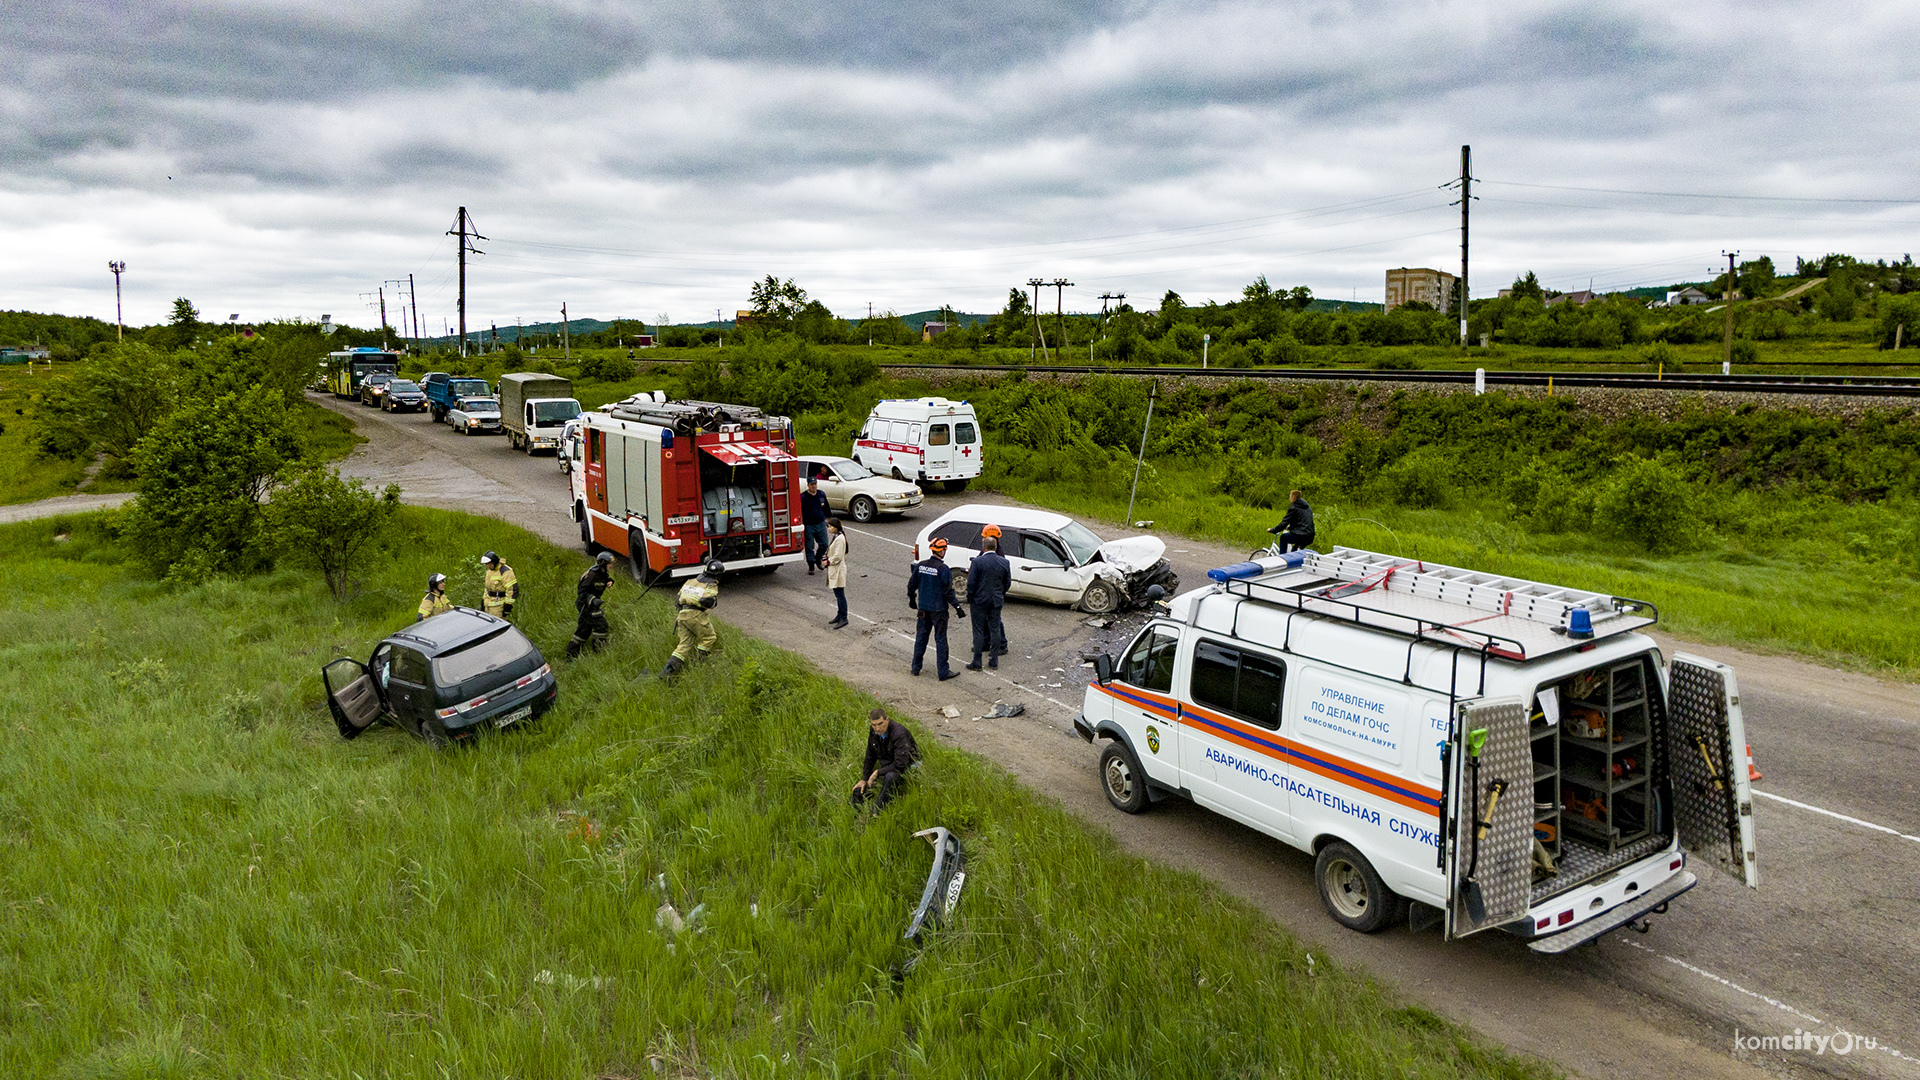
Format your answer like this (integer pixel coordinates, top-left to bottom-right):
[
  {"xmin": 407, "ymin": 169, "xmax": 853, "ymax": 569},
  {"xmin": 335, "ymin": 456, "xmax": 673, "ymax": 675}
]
[
  {"xmin": 1268, "ymin": 490, "xmax": 1315, "ymax": 553},
  {"xmin": 908, "ymin": 538, "xmax": 965, "ymax": 680},
  {"xmin": 417, "ymin": 573, "xmax": 451, "ymax": 621},
  {"xmin": 964, "ymin": 535, "xmax": 1011, "ymax": 671},
  {"xmin": 566, "ymin": 552, "xmax": 616, "ymax": 659},
  {"xmin": 825, "ymin": 518, "xmax": 849, "ymax": 628},
  {"xmin": 801, "ymin": 476, "xmax": 831, "ymax": 574},
  {"xmin": 850, "ymin": 707, "xmax": 920, "ymax": 810},
  {"xmin": 480, "ymin": 550, "xmax": 518, "ymax": 619},
  {"xmin": 665, "ymin": 559, "xmax": 723, "ymax": 677}
]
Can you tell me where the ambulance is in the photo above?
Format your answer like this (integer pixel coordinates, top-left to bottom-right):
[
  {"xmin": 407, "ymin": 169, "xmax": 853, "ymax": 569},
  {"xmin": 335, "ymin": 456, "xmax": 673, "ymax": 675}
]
[
  {"xmin": 851, "ymin": 397, "xmax": 982, "ymax": 491},
  {"xmin": 568, "ymin": 393, "xmax": 805, "ymax": 578},
  {"xmin": 1074, "ymin": 548, "xmax": 1758, "ymax": 952}
]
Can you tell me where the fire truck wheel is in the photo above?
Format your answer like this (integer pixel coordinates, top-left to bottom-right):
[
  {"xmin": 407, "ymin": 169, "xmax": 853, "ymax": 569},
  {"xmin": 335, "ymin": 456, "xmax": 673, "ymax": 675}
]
[
  {"xmin": 627, "ymin": 531, "xmax": 650, "ymax": 582},
  {"xmin": 1314, "ymin": 841, "xmax": 1404, "ymax": 933},
  {"xmin": 1080, "ymin": 579, "xmax": 1121, "ymax": 615},
  {"xmin": 849, "ymin": 496, "xmax": 877, "ymax": 523},
  {"xmin": 579, "ymin": 510, "xmax": 598, "ymax": 553},
  {"xmin": 1099, "ymin": 742, "xmax": 1151, "ymax": 814}
]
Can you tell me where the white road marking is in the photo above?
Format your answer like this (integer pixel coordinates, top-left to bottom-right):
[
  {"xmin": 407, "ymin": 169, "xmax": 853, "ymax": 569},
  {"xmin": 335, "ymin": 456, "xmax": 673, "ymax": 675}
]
[
  {"xmin": 847, "ymin": 526, "xmax": 913, "ymax": 550},
  {"xmin": 850, "ymin": 611, "xmax": 1076, "ymax": 711},
  {"xmin": 1620, "ymin": 940, "xmax": 1918, "ymax": 1065},
  {"xmin": 1751, "ymin": 789, "xmax": 1920, "ymax": 846}
]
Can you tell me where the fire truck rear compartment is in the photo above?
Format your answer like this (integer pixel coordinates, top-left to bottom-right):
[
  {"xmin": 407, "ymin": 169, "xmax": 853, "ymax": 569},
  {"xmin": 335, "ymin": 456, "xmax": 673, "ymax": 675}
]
[{"xmin": 699, "ymin": 451, "xmax": 774, "ymax": 563}]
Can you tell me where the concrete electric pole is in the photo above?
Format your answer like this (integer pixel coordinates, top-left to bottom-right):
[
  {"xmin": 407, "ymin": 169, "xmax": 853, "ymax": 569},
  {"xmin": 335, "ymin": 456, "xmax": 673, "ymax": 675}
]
[
  {"xmin": 108, "ymin": 261, "xmax": 125, "ymax": 340},
  {"xmin": 447, "ymin": 207, "xmax": 486, "ymax": 356},
  {"xmin": 1723, "ymin": 250, "xmax": 1739, "ymax": 374}
]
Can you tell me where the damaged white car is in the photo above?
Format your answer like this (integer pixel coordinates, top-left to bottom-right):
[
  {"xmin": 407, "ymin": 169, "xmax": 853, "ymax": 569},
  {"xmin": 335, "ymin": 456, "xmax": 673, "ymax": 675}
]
[{"xmin": 915, "ymin": 505, "xmax": 1179, "ymax": 614}]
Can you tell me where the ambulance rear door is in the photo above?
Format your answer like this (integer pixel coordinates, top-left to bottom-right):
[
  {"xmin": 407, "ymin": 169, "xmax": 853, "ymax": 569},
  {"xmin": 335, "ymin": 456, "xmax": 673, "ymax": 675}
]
[{"xmin": 924, "ymin": 413, "xmax": 955, "ymax": 477}]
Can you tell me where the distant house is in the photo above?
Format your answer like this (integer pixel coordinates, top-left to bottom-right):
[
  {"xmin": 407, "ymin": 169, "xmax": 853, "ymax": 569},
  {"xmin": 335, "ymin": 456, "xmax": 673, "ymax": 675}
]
[
  {"xmin": 1384, "ymin": 267, "xmax": 1456, "ymax": 313},
  {"xmin": 1545, "ymin": 290, "xmax": 1598, "ymax": 307},
  {"xmin": 1666, "ymin": 287, "xmax": 1714, "ymax": 306},
  {"xmin": 733, "ymin": 310, "xmax": 754, "ymax": 327},
  {"xmin": 921, "ymin": 321, "xmax": 949, "ymax": 342},
  {"xmin": 0, "ymin": 346, "xmax": 50, "ymax": 364}
]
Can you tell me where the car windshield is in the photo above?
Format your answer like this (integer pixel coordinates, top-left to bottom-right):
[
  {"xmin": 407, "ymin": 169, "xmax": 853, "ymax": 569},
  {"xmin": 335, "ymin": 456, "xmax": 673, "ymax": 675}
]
[
  {"xmin": 432, "ymin": 627, "xmax": 536, "ymax": 685},
  {"xmin": 389, "ymin": 381, "xmax": 420, "ymax": 393},
  {"xmin": 451, "ymin": 379, "xmax": 490, "ymax": 396},
  {"xmin": 366, "ymin": 375, "xmax": 392, "ymax": 385},
  {"xmin": 831, "ymin": 459, "xmax": 872, "ymax": 479},
  {"xmin": 1056, "ymin": 520, "xmax": 1105, "ymax": 564},
  {"xmin": 533, "ymin": 399, "xmax": 581, "ymax": 423},
  {"xmin": 463, "ymin": 399, "xmax": 500, "ymax": 415}
]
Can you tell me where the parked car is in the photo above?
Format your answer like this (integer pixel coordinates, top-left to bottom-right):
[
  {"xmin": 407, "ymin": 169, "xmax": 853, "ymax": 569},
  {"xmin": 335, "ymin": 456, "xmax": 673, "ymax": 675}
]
[
  {"xmin": 381, "ymin": 379, "xmax": 428, "ymax": 413},
  {"xmin": 915, "ymin": 505, "xmax": 1178, "ymax": 614},
  {"xmin": 447, "ymin": 396, "xmax": 502, "ymax": 435},
  {"xmin": 798, "ymin": 455, "xmax": 923, "ymax": 522},
  {"xmin": 359, "ymin": 373, "xmax": 394, "ymax": 407},
  {"xmin": 321, "ymin": 608, "xmax": 556, "ymax": 746}
]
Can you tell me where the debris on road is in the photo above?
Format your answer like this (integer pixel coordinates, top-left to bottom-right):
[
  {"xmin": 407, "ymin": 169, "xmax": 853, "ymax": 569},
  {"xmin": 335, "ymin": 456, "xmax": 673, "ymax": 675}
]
[
  {"xmin": 940, "ymin": 705, "xmax": 961, "ymax": 718},
  {"xmin": 985, "ymin": 702, "xmax": 1025, "ymax": 719}
]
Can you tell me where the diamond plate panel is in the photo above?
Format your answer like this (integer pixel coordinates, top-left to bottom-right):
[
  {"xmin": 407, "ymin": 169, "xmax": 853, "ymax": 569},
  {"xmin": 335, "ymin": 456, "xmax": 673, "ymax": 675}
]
[
  {"xmin": 1668, "ymin": 659, "xmax": 1744, "ymax": 880},
  {"xmin": 1452, "ymin": 698, "xmax": 1533, "ymax": 934}
]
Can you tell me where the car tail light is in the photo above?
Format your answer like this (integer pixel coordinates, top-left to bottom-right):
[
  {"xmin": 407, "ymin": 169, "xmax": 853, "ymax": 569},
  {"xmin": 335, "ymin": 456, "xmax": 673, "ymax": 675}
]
[
  {"xmin": 437, "ymin": 664, "xmax": 550, "ymax": 718},
  {"xmin": 1670, "ymin": 856, "xmax": 1684, "ymax": 870},
  {"xmin": 1536, "ymin": 917, "xmax": 1551, "ymax": 930},
  {"xmin": 1557, "ymin": 910, "xmax": 1574, "ymax": 926}
]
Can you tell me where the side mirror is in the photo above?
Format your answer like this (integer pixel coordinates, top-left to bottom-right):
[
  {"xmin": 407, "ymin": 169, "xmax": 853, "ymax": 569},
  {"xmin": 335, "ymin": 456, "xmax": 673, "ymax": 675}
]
[{"xmin": 1093, "ymin": 653, "xmax": 1114, "ymax": 685}]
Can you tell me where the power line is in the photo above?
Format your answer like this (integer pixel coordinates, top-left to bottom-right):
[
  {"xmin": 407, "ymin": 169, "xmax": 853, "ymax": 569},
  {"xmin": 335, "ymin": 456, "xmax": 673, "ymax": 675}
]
[{"xmin": 1481, "ymin": 178, "xmax": 1920, "ymax": 205}]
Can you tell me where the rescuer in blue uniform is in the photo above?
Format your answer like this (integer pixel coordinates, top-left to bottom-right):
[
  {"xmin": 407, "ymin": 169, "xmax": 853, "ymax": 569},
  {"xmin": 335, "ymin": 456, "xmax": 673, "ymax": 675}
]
[
  {"xmin": 908, "ymin": 537, "xmax": 965, "ymax": 680},
  {"xmin": 800, "ymin": 475, "xmax": 831, "ymax": 573},
  {"xmin": 964, "ymin": 534, "xmax": 1011, "ymax": 671}
]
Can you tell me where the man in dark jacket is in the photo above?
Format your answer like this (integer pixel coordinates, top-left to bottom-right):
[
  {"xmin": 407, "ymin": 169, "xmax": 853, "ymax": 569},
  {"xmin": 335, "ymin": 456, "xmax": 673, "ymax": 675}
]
[
  {"xmin": 908, "ymin": 537, "xmax": 965, "ymax": 680},
  {"xmin": 1268, "ymin": 490, "xmax": 1315, "ymax": 553},
  {"xmin": 800, "ymin": 475, "xmax": 831, "ymax": 573},
  {"xmin": 566, "ymin": 551, "xmax": 616, "ymax": 659},
  {"xmin": 851, "ymin": 707, "xmax": 920, "ymax": 810},
  {"xmin": 964, "ymin": 535, "xmax": 1011, "ymax": 671}
]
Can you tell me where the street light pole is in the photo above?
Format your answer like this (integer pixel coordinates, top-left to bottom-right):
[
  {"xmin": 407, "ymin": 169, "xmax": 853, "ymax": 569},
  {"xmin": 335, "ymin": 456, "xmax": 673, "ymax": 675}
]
[{"xmin": 108, "ymin": 261, "xmax": 125, "ymax": 340}]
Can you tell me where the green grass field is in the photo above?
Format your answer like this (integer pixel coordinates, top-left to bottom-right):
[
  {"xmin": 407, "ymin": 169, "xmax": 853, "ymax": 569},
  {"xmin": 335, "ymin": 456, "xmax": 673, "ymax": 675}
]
[
  {"xmin": 0, "ymin": 509, "xmax": 1554, "ymax": 1079},
  {"xmin": 0, "ymin": 365, "xmax": 362, "ymax": 506}
]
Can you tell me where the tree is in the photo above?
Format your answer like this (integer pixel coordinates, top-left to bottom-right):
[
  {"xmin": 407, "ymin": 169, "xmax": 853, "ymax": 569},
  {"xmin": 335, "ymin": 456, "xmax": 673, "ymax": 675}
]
[
  {"xmin": 32, "ymin": 342, "xmax": 179, "ymax": 464},
  {"xmin": 269, "ymin": 464, "xmax": 402, "ymax": 600},
  {"xmin": 1509, "ymin": 272, "xmax": 1545, "ymax": 303},
  {"xmin": 121, "ymin": 386, "xmax": 305, "ymax": 579},
  {"xmin": 1285, "ymin": 286, "xmax": 1314, "ymax": 311},
  {"xmin": 1736, "ymin": 256, "xmax": 1777, "ymax": 298},
  {"xmin": 1816, "ymin": 275, "xmax": 1859, "ymax": 322},
  {"xmin": 747, "ymin": 276, "xmax": 808, "ymax": 332},
  {"xmin": 1242, "ymin": 275, "xmax": 1275, "ymax": 304},
  {"xmin": 167, "ymin": 298, "xmax": 201, "ymax": 350}
]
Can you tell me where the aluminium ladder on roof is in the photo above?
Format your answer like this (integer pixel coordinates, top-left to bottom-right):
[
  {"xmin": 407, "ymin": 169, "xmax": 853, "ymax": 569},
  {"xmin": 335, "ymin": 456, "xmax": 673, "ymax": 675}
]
[{"xmin": 1214, "ymin": 547, "xmax": 1658, "ymax": 666}]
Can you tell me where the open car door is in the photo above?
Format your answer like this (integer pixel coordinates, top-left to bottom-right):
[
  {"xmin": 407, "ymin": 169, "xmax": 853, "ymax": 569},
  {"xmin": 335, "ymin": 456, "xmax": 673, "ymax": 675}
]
[
  {"xmin": 322, "ymin": 658, "xmax": 384, "ymax": 740},
  {"xmin": 1444, "ymin": 697, "xmax": 1535, "ymax": 939},
  {"xmin": 1667, "ymin": 654, "xmax": 1759, "ymax": 888}
]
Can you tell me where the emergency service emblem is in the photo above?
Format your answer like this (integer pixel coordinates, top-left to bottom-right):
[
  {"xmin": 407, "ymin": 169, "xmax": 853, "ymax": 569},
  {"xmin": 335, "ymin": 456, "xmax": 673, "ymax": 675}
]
[{"xmin": 1145, "ymin": 725, "xmax": 1161, "ymax": 755}]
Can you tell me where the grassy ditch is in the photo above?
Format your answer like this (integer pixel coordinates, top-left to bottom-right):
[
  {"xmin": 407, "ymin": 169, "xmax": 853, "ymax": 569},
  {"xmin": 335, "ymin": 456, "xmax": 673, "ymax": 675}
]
[{"xmin": 0, "ymin": 509, "xmax": 1553, "ymax": 1079}]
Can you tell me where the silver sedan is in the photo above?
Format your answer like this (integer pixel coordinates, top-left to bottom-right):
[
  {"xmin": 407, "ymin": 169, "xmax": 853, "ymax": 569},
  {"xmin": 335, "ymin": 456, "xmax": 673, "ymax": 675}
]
[{"xmin": 798, "ymin": 455, "xmax": 924, "ymax": 522}]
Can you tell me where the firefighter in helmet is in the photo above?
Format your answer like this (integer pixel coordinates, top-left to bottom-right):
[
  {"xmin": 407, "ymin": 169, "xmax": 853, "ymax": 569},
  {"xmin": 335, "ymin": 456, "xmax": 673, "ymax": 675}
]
[
  {"xmin": 665, "ymin": 560, "xmax": 723, "ymax": 677},
  {"xmin": 479, "ymin": 550, "xmax": 518, "ymax": 619},
  {"xmin": 566, "ymin": 552, "xmax": 616, "ymax": 659},
  {"xmin": 417, "ymin": 573, "xmax": 451, "ymax": 621}
]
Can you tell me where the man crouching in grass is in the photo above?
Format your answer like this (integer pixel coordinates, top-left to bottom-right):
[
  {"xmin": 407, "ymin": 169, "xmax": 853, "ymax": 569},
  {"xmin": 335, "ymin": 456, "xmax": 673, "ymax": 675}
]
[{"xmin": 851, "ymin": 707, "xmax": 920, "ymax": 811}]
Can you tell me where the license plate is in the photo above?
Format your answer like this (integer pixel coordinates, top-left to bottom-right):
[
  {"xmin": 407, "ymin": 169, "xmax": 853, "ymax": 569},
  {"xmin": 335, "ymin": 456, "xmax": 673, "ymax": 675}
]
[{"xmin": 496, "ymin": 705, "xmax": 532, "ymax": 728}]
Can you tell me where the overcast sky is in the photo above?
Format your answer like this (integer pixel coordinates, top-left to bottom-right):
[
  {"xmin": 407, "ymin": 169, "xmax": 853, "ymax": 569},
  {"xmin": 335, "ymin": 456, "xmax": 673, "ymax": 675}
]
[{"xmin": 5, "ymin": 0, "xmax": 1917, "ymax": 331}]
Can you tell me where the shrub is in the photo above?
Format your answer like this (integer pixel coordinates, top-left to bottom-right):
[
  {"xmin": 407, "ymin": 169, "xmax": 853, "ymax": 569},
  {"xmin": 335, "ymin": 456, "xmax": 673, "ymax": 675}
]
[
  {"xmin": 268, "ymin": 464, "xmax": 402, "ymax": 600},
  {"xmin": 1593, "ymin": 457, "xmax": 1698, "ymax": 553},
  {"xmin": 1380, "ymin": 447, "xmax": 1453, "ymax": 509},
  {"xmin": 1730, "ymin": 339, "xmax": 1758, "ymax": 366}
]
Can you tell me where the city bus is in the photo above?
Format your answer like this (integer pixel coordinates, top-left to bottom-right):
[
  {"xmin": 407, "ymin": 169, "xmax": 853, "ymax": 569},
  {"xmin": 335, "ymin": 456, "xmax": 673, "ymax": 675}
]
[{"xmin": 326, "ymin": 348, "xmax": 400, "ymax": 399}]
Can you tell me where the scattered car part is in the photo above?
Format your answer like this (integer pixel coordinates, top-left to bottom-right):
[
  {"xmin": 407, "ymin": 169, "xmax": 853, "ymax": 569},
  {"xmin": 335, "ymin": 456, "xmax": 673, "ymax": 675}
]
[{"xmin": 903, "ymin": 827, "xmax": 966, "ymax": 946}]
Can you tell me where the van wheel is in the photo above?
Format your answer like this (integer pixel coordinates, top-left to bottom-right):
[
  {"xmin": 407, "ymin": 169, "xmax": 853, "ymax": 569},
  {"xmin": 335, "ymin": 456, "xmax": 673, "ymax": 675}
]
[
  {"xmin": 891, "ymin": 466, "xmax": 908, "ymax": 482},
  {"xmin": 850, "ymin": 495, "xmax": 877, "ymax": 523},
  {"xmin": 1099, "ymin": 742, "xmax": 1151, "ymax": 814},
  {"xmin": 1314, "ymin": 841, "xmax": 1404, "ymax": 933},
  {"xmin": 1080, "ymin": 579, "xmax": 1121, "ymax": 614},
  {"xmin": 946, "ymin": 479, "xmax": 969, "ymax": 493}
]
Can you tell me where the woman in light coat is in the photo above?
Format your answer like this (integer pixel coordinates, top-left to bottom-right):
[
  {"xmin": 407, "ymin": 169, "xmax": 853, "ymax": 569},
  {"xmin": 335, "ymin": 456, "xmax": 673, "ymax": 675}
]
[{"xmin": 825, "ymin": 518, "xmax": 849, "ymax": 628}]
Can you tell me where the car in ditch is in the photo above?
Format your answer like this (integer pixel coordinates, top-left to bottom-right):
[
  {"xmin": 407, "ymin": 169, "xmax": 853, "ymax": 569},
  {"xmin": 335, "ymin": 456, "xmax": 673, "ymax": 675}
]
[
  {"xmin": 447, "ymin": 395, "xmax": 502, "ymax": 435},
  {"xmin": 320, "ymin": 608, "xmax": 557, "ymax": 746},
  {"xmin": 914, "ymin": 505, "xmax": 1178, "ymax": 614},
  {"xmin": 798, "ymin": 455, "xmax": 924, "ymax": 522},
  {"xmin": 381, "ymin": 379, "xmax": 428, "ymax": 413}
]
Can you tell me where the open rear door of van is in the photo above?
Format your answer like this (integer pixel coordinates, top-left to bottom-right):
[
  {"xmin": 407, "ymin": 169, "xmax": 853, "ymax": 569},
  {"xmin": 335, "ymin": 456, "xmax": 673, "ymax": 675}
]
[
  {"xmin": 1667, "ymin": 654, "xmax": 1759, "ymax": 888},
  {"xmin": 1444, "ymin": 697, "xmax": 1534, "ymax": 939}
]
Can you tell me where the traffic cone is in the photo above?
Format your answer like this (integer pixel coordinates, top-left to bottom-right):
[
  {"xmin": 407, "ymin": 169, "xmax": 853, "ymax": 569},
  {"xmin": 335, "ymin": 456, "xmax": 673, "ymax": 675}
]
[{"xmin": 1746, "ymin": 744, "xmax": 1762, "ymax": 782}]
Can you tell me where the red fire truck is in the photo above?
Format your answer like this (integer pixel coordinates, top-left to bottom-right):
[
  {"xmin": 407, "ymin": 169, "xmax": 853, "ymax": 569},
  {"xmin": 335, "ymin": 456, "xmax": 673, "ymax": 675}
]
[{"xmin": 567, "ymin": 393, "xmax": 805, "ymax": 578}]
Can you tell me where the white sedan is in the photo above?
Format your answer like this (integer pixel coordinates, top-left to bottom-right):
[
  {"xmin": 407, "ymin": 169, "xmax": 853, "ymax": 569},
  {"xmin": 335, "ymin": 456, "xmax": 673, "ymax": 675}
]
[
  {"xmin": 914, "ymin": 504, "xmax": 1179, "ymax": 614},
  {"xmin": 799, "ymin": 455, "xmax": 924, "ymax": 523}
]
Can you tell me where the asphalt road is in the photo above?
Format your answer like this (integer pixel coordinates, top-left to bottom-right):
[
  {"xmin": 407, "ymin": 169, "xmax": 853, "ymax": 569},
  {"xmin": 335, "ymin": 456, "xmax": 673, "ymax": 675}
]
[{"xmin": 312, "ymin": 391, "xmax": 1920, "ymax": 1080}]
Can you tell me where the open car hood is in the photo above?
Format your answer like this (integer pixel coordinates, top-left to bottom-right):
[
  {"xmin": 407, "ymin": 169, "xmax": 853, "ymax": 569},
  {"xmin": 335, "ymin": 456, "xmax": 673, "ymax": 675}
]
[{"xmin": 1097, "ymin": 535, "xmax": 1166, "ymax": 573}]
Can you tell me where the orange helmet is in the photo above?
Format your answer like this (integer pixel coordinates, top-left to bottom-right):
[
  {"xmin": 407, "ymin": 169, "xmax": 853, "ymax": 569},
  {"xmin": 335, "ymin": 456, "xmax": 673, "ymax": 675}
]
[
  {"xmin": 980, "ymin": 523, "xmax": 1001, "ymax": 538},
  {"xmin": 929, "ymin": 537, "xmax": 949, "ymax": 554}
]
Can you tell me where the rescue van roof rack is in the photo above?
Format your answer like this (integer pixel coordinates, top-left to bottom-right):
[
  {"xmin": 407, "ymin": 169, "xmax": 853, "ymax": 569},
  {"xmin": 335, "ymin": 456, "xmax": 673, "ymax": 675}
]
[
  {"xmin": 1206, "ymin": 547, "xmax": 1657, "ymax": 664},
  {"xmin": 601, "ymin": 393, "xmax": 788, "ymax": 435}
]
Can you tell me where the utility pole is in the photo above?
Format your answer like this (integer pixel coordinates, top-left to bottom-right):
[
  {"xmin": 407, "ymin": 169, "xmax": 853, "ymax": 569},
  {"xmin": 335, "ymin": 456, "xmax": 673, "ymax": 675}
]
[
  {"xmin": 561, "ymin": 303, "xmax": 571, "ymax": 360},
  {"xmin": 1051, "ymin": 278, "xmax": 1074, "ymax": 363},
  {"xmin": 447, "ymin": 206, "xmax": 486, "ymax": 356},
  {"xmin": 107, "ymin": 261, "xmax": 125, "ymax": 340},
  {"xmin": 1723, "ymin": 250, "xmax": 1738, "ymax": 374},
  {"xmin": 1026, "ymin": 279, "xmax": 1048, "ymax": 362},
  {"xmin": 377, "ymin": 286, "xmax": 389, "ymax": 351},
  {"xmin": 1453, "ymin": 145, "xmax": 1473, "ymax": 347},
  {"xmin": 1126, "ymin": 380, "xmax": 1159, "ymax": 525},
  {"xmin": 408, "ymin": 273, "xmax": 420, "ymax": 346}
]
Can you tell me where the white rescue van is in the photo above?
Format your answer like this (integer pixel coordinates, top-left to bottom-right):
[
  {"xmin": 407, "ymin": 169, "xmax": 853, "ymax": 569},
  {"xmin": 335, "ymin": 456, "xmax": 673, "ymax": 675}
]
[
  {"xmin": 1075, "ymin": 548, "xmax": 1758, "ymax": 952},
  {"xmin": 852, "ymin": 397, "xmax": 982, "ymax": 491}
]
